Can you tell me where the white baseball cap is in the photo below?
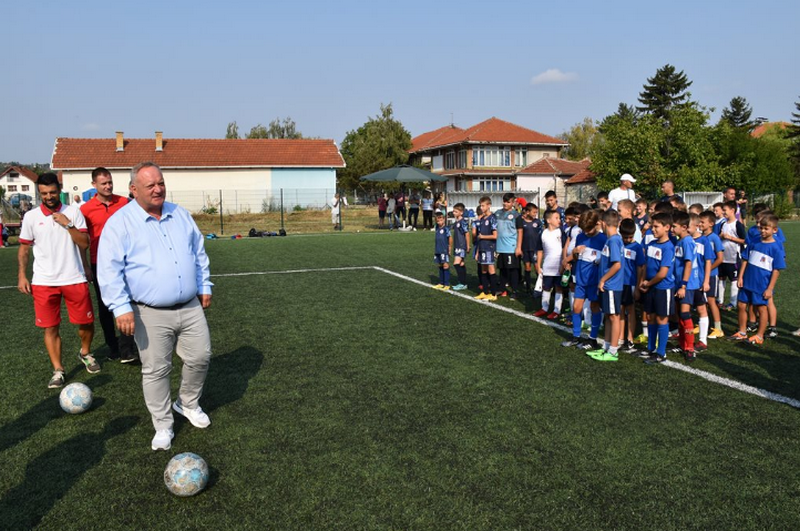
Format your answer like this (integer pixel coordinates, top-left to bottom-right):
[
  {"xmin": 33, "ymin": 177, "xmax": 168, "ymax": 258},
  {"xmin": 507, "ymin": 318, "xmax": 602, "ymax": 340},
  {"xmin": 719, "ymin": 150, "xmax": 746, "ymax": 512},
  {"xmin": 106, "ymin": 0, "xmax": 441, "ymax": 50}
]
[{"xmin": 620, "ymin": 173, "xmax": 636, "ymax": 183}]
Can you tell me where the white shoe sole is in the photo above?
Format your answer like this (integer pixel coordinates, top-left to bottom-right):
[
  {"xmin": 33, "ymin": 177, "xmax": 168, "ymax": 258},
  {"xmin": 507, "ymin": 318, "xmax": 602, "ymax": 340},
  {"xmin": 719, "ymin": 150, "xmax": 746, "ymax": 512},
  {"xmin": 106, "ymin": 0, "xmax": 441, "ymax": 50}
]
[{"xmin": 173, "ymin": 402, "xmax": 210, "ymax": 428}]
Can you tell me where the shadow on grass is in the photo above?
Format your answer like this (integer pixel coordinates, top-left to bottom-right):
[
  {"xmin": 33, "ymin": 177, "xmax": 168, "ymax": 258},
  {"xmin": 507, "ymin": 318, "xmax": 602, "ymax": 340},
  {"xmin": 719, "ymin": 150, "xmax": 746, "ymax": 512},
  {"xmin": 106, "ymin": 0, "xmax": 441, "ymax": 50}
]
[
  {"xmin": 0, "ymin": 415, "xmax": 138, "ymax": 529},
  {"xmin": 173, "ymin": 347, "xmax": 263, "ymax": 435},
  {"xmin": 0, "ymin": 372, "xmax": 111, "ymax": 453}
]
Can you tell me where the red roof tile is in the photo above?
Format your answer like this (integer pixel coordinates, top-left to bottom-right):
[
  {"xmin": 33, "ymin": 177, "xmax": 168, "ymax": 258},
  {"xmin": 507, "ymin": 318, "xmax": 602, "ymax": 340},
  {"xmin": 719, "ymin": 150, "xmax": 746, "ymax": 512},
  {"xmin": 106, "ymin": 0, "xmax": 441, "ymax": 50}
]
[
  {"xmin": 565, "ymin": 167, "xmax": 596, "ymax": 184},
  {"xmin": 750, "ymin": 121, "xmax": 790, "ymax": 138},
  {"xmin": 518, "ymin": 157, "xmax": 589, "ymax": 176},
  {"xmin": 51, "ymin": 137, "xmax": 345, "ymax": 170},
  {"xmin": 410, "ymin": 117, "xmax": 567, "ymax": 153},
  {"xmin": 1, "ymin": 165, "xmax": 40, "ymax": 182}
]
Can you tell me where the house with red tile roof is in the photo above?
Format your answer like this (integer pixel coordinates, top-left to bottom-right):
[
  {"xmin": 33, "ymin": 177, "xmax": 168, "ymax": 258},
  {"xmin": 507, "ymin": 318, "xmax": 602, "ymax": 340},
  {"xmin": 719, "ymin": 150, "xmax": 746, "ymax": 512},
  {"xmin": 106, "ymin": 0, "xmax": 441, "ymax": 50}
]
[
  {"xmin": 51, "ymin": 132, "xmax": 346, "ymax": 212},
  {"xmin": 409, "ymin": 117, "xmax": 568, "ymax": 196},
  {"xmin": 750, "ymin": 121, "xmax": 790, "ymax": 139},
  {"xmin": 1, "ymin": 165, "xmax": 39, "ymax": 206},
  {"xmin": 516, "ymin": 157, "xmax": 597, "ymax": 204}
]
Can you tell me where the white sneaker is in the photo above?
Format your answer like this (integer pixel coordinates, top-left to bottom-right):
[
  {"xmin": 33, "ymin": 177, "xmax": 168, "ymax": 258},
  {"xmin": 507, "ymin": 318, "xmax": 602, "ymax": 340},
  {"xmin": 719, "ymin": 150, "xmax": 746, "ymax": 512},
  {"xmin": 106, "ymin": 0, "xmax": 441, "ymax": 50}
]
[
  {"xmin": 173, "ymin": 400, "xmax": 211, "ymax": 428},
  {"xmin": 792, "ymin": 328, "xmax": 800, "ymax": 337},
  {"xmin": 151, "ymin": 429, "xmax": 174, "ymax": 451}
]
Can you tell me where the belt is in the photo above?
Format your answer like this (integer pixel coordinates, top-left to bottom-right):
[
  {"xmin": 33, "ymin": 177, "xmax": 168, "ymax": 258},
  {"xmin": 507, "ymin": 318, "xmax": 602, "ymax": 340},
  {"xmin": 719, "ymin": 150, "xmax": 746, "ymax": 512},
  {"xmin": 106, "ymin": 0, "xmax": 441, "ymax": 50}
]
[{"xmin": 133, "ymin": 299, "xmax": 193, "ymax": 310}]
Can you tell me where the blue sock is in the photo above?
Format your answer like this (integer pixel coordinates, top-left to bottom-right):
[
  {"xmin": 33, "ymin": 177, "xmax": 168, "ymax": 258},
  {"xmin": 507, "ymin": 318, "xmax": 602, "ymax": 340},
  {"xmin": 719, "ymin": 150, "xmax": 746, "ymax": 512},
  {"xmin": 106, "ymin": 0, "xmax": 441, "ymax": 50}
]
[
  {"xmin": 443, "ymin": 268, "xmax": 451, "ymax": 286},
  {"xmin": 572, "ymin": 312, "xmax": 583, "ymax": 338},
  {"xmin": 590, "ymin": 311, "xmax": 602, "ymax": 339},
  {"xmin": 648, "ymin": 324, "xmax": 657, "ymax": 352},
  {"xmin": 439, "ymin": 267, "xmax": 444, "ymax": 284},
  {"xmin": 657, "ymin": 324, "xmax": 670, "ymax": 356}
]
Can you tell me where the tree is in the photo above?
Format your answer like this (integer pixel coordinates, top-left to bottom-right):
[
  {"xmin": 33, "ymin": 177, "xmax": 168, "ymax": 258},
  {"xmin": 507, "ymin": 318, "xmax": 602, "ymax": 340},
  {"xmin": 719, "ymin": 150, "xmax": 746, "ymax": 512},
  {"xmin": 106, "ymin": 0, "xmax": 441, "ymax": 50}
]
[
  {"xmin": 637, "ymin": 64, "xmax": 693, "ymax": 120},
  {"xmin": 338, "ymin": 103, "xmax": 412, "ymax": 191},
  {"xmin": 720, "ymin": 96, "xmax": 754, "ymax": 129},
  {"xmin": 226, "ymin": 121, "xmax": 240, "ymax": 139},
  {"xmin": 788, "ymin": 97, "xmax": 800, "ymax": 171},
  {"xmin": 558, "ymin": 117, "xmax": 600, "ymax": 160},
  {"xmin": 246, "ymin": 117, "xmax": 303, "ymax": 139}
]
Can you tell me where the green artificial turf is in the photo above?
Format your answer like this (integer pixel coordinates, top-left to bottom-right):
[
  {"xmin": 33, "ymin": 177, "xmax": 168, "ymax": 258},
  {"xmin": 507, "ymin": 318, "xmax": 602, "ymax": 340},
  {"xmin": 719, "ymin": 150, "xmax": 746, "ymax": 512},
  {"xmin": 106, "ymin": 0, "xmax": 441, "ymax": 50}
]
[{"xmin": 1, "ymin": 224, "xmax": 800, "ymax": 529}]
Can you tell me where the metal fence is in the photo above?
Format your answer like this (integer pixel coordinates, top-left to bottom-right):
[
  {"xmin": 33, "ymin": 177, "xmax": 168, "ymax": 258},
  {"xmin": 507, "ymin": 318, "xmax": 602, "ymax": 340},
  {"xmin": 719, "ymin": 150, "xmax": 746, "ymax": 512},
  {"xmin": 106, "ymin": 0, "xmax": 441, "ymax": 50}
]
[{"xmin": 167, "ymin": 188, "xmax": 337, "ymax": 215}]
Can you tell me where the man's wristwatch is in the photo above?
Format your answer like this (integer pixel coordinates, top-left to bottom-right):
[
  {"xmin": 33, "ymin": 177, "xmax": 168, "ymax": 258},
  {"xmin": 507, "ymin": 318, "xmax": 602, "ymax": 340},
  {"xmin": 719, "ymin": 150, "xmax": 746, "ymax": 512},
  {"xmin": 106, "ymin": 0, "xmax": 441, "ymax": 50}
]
[{"xmin": 66, "ymin": 220, "xmax": 74, "ymax": 229}]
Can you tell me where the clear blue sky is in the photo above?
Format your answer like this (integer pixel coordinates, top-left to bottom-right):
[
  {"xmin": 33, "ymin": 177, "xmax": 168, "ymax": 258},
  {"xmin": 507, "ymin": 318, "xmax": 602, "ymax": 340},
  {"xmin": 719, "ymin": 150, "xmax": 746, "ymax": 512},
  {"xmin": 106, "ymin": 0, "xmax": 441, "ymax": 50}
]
[{"xmin": 2, "ymin": 0, "xmax": 798, "ymax": 164}]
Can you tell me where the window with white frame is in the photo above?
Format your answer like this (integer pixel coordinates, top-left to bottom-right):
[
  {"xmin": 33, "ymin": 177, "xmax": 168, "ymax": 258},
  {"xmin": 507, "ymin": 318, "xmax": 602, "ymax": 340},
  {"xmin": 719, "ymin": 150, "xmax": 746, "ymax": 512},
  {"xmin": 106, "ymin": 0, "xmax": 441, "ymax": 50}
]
[
  {"xmin": 21, "ymin": 185, "xmax": 30, "ymax": 191},
  {"xmin": 474, "ymin": 177, "xmax": 511, "ymax": 192},
  {"xmin": 458, "ymin": 149, "xmax": 467, "ymax": 169},
  {"xmin": 472, "ymin": 146, "xmax": 511, "ymax": 167},
  {"xmin": 8, "ymin": 185, "xmax": 17, "ymax": 192},
  {"xmin": 515, "ymin": 148, "xmax": 528, "ymax": 167},
  {"xmin": 445, "ymin": 150, "xmax": 455, "ymax": 170}
]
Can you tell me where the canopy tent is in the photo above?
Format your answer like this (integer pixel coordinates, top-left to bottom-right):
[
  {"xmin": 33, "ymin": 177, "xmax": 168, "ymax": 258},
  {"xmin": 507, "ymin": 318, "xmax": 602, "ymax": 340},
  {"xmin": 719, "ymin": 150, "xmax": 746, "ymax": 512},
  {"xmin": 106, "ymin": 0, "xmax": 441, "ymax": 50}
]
[{"xmin": 359, "ymin": 165, "xmax": 448, "ymax": 184}]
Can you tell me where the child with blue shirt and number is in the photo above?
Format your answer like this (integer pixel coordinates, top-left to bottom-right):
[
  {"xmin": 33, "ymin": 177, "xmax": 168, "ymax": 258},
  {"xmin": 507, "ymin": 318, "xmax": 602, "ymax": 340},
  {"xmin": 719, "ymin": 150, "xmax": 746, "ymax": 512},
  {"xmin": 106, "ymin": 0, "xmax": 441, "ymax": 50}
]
[
  {"xmin": 561, "ymin": 209, "xmax": 607, "ymax": 351},
  {"xmin": 587, "ymin": 210, "xmax": 624, "ymax": 361},
  {"xmin": 432, "ymin": 212, "xmax": 452, "ymax": 290},
  {"xmin": 639, "ymin": 212, "xmax": 676, "ymax": 364},
  {"xmin": 473, "ymin": 197, "xmax": 499, "ymax": 301},
  {"xmin": 730, "ymin": 213, "xmax": 786, "ymax": 345},
  {"xmin": 691, "ymin": 213, "xmax": 714, "ymax": 351},
  {"xmin": 619, "ymin": 218, "xmax": 645, "ymax": 352},
  {"xmin": 671, "ymin": 211, "xmax": 700, "ymax": 361},
  {"xmin": 699, "ymin": 210, "xmax": 725, "ymax": 339},
  {"xmin": 449, "ymin": 203, "xmax": 471, "ymax": 291}
]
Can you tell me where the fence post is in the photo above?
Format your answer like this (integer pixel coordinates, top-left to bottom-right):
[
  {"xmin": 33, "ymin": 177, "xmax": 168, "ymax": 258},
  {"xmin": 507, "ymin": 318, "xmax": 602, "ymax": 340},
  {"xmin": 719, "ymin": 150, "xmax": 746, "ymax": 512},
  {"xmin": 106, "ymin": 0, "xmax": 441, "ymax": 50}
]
[
  {"xmin": 337, "ymin": 189, "xmax": 343, "ymax": 231},
  {"xmin": 219, "ymin": 189, "xmax": 224, "ymax": 235},
  {"xmin": 280, "ymin": 189, "xmax": 285, "ymax": 232}
]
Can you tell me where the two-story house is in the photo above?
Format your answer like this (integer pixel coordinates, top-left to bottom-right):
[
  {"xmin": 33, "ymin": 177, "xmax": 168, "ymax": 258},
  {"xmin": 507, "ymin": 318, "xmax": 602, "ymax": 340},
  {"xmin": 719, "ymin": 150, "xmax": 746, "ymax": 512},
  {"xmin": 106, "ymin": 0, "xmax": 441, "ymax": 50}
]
[{"xmin": 408, "ymin": 117, "xmax": 568, "ymax": 206}]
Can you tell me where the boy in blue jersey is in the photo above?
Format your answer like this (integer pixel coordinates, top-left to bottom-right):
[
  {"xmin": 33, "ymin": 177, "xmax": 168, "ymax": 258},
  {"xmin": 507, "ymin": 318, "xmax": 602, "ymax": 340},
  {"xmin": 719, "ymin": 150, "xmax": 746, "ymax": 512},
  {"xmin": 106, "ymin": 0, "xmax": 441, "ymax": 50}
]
[
  {"xmin": 495, "ymin": 193, "xmax": 522, "ymax": 298},
  {"xmin": 544, "ymin": 190, "xmax": 565, "ymax": 227},
  {"xmin": 588, "ymin": 210, "xmax": 624, "ymax": 361},
  {"xmin": 699, "ymin": 211, "xmax": 725, "ymax": 338},
  {"xmin": 671, "ymin": 211, "xmax": 700, "ymax": 360},
  {"xmin": 516, "ymin": 203, "xmax": 542, "ymax": 295},
  {"xmin": 635, "ymin": 201, "xmax": 673, "ymax": 345},
  {"xmin": 635, "ymin": 198, "xmax": 650, "ymax": 232},
  {"xmin": 639, "ymin": 212, "xmax": 676, "ymax": 364},
  {"xmin": 619, "ymin": 218, "xmax": 645, "ymax": 352},
  {"xmin": 730, "ymin": 214, "xmax": 785, "ymax": 345},
  {"xmin": 432, "ymin": 212, "xmax": 452, "ymax": 290},
  {"xmin": 745, "ymin": 204, "xmax": 785, "ymax": 338},
  {"xmin": 472, "ymin": 196, "xmax": 499, "ymax": 301},
  {"xmin": 691, "ymin": 213, "xmax": 714, "ymax": 350},
  {"xmin": 450, "ymin": 203, "xmax": 471, "ymax": 291},
  {"xmin": 561, "ymin": 209, "xmax": 607, "ymax": 350}
]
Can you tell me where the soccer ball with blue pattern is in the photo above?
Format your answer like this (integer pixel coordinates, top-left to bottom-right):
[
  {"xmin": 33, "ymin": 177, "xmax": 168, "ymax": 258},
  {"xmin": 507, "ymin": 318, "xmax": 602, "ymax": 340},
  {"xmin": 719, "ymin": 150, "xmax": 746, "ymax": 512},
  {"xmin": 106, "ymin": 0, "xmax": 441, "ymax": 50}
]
[
  {"xmin": 164, "ymin": 452, "xmax": 209, "ymax": 496},
  {"xmin": 59, "ymin": 382, "xmax": 93, "ymax": 414}
]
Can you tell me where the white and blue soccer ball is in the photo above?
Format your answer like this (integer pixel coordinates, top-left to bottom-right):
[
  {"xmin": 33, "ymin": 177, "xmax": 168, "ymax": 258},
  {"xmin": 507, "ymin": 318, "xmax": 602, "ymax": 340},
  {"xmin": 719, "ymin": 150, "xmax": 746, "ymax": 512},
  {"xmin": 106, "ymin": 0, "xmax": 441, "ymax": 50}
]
[
  {"xmin": 59, "ymin": 382, "xmax": 93, "ymax": 414},
  {"xmin": 164, "ymin": 452, "xmax": 209, "ymax": 496}
]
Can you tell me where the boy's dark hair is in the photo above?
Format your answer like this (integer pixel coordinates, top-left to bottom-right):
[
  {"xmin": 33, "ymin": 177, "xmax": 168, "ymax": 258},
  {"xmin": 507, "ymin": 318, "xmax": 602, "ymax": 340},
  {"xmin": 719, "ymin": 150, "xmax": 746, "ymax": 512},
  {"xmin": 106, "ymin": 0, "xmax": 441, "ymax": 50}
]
[
  {"xmin": 672, "ymin": 211, "xmax": 690, "ymax": 228},
  {"xmin": 712, "ymin": 202, "xmax": 724, "ymax": 210},
  {"xmin": 620, "ymin": 218, "xmax": 636, "ymax": 238},
  {"xmin": 760, "ymin": 213, "xmax": 779, "ymax": 228},
  {"xmin": 651, "ymin": 212, "xmax": 673, "ymax": 227},
  {"xmin": 524, "ymin": 203, "xmax": 538, "ymax": 214},
  {"xmin": 453, "ymin": 202, "xmax": 465, "ymax": 211},
  {"xmin": 545, "ymin": 190, "xmax": 557, "ymax": 199},
  {"xmin": 699, "ymin": 210, "xmax": 716, "ymax": 225},
  {"xmin": 434, "ymin": 211, "xmax": 444, "ymax": 217},
  {"xmin": 602, "ymin": 209, "xmax": 620, "ymax": 226},
  {"xmin": 636, "ymin": 197, "xmax": 648, "ymax": 205},
  {"xmin": 596, "ymin": 191, "xmax": 609, "ymax": 200},
  {"xmin": 751, "ymin": 203, "xmax": 769, "ymax": 219},
  {"xmin": 575, "ymin": 203, "xmax": 591, "ymax": 214},
  {"xmin": 689, "ymin": 203, "xmax": 704, "ymax": 213},
  {"xmin": 564, "ymin": 206, "xmax": 577, "ymax": 217},
  {"xmin": 502, "ymin": 192, "xmax": 516, "ymax": 203},
  {"xmin": 723, "ymin": 200, "xmax": 737, "ymax": 211},
  {"xmin": 653, "ymin": 201, "xmax": 674, "ymax": 214},
  {"xmin": 91, "ymin": 167, "xmax": 111, "ymax": 181},
  {"xmin": 544, "ymin": 209, "xmax": 561, "ymax": 222},
  {"xmin": 479, "ymin": 196, "xmax": 491, "ymax": 204},
  {"xmin": 578, "ymin": 209, "xmax": 601, "ymax": 233},
  {"xmin": 567, "ymin": 201, "xmax": 581, "ymax": 208},
  {"xmin": 36, "ymin": 172, "xmax": 61, "ymax": 190},
  {"xmin": 670, "ymin": 195, "xmax": 685, "ymax": 206}
]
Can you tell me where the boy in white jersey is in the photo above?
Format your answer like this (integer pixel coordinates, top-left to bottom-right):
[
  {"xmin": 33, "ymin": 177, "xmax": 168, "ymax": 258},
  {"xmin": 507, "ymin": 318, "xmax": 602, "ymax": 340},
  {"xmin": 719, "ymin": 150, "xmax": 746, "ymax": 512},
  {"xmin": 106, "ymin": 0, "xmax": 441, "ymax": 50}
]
[{"xmin": 533, "ymin": 210, "xmax": 566, "ymax": 319}]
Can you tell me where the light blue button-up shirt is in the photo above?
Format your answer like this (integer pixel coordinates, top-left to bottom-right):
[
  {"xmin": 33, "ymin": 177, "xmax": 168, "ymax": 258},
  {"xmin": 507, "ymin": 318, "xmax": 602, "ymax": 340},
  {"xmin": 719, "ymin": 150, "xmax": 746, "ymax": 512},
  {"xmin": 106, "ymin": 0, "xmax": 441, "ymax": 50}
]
[{"xmin": 97, "ymin": 200, "xmax": 213, "ymax": 317}]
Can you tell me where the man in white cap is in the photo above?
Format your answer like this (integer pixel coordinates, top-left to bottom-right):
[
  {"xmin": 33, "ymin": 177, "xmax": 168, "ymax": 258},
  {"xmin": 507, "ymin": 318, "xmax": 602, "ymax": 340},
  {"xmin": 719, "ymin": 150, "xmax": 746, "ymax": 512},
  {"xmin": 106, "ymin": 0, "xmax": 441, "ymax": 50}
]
[{"xmin": 607, "ymin": 173, "xmax": 638, "ymax": 211}]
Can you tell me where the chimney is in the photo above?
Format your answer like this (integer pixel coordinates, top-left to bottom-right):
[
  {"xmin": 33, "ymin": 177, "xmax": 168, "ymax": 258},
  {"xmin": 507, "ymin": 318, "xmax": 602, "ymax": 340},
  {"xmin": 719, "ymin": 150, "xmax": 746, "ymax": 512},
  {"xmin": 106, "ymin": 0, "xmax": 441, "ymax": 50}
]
[
  {"xmin": 115, "ymin": 131, "xmax": 124, "ymax": 152},
  {"xmin": 155, "ymin": 131, "xmax": 163, "ymax": 152}
]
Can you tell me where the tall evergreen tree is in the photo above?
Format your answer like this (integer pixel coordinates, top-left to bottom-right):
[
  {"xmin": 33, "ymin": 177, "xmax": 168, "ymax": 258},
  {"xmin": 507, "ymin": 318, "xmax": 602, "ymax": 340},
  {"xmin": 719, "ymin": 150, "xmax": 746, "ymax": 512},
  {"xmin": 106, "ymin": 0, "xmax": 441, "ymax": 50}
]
[
  {"xmin": 720, "ymin": 96, "xmax": 754, "ymax": 129},
  {"xmin": 788, "ymin": 97, "xmax": 800, "ymax": 170},
  {"xmin": 225, "ymin": 121, "xmax": 240, "ymax": 139},
  {"xmin": 637, "ymin": 64, "xmax": 692, "ymax": 120}
]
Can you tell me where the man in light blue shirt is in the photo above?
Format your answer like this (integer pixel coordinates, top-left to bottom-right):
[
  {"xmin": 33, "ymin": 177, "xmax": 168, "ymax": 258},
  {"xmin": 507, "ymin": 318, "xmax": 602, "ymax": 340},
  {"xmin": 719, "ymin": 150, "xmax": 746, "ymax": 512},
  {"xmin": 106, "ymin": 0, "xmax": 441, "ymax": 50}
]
[{"xmin": 98, "ymin": 162, "xmax": 214, "ymax": 451}]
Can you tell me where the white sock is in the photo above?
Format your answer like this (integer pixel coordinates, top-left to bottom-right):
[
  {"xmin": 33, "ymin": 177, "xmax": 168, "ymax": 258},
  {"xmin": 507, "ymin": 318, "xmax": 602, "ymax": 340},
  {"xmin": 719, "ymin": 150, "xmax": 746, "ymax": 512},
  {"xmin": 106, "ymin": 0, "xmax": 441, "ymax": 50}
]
[
  {"xmin": 603, "ymin": 341, "xmax": 611, "ymax": 351},
  {"xmin": 642, "ymin": 321, "xmax": 649, "ymax": 337},
  {"xmin": 553, "ymin": 292, "xmax": 563, "ymax": 314},
  {"xmin": 541, "ymin": 290, "xmax": 551, "ymax": 312},
  {"xmin": 584, "ymin": 306, "xmax": 591, "ymax": 324},
  {"xmin": 714, "ymin": 321, "xmax": 722, "ymax": 330},
  {"xmin": 730, "ymin": 282, "xmax": 739, "ymax": 307},
  {"xmin": 699, "ymin": 316, "xmax": 709, "ymax": 344},
  {"xmin": 570, "ymin": 291, "xmax": 575, "ymax": 310}
]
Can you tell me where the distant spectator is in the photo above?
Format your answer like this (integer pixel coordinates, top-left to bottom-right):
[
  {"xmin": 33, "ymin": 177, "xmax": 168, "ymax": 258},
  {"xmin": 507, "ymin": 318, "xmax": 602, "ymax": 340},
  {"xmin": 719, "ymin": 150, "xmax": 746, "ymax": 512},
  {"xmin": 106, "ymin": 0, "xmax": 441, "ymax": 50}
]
[
  {"xmin": 395, "ymin": 191, "xmax": 406, "ymax": 224},
  {"xmin": 377, "ymin": 193, "xmax": 387, "ymax": 228},
  {"xmin": 737, "ymin": 190, "xmax": 748, "ymax": 224},
  {"xmin": 722, "ymin": 186, "xmax": 740, "ymax": 221},
  {"xmin": 386, "ymin": 194, "xmax": 397, "ymax": 230},
  {"xmin": 660, "ymin": 180, "xmax": 678, "ymax": 202},
  {"xmin": 421, "ymin": 192, "xmax": 434, "ymax": 230},
  {"xmin": 408, "ymin": 191, "xmax": 420, "ymax": 229},
  {"xmin": 596, "ymin": 191, "xmax": 610, "ymax": 211},
  {"xmin": 331, "ymin": 192, "xmax": 347, "ymax": 230},
  {"xmin": 607, "ymin": 173, "xmax": 638, "ymax": 211}
]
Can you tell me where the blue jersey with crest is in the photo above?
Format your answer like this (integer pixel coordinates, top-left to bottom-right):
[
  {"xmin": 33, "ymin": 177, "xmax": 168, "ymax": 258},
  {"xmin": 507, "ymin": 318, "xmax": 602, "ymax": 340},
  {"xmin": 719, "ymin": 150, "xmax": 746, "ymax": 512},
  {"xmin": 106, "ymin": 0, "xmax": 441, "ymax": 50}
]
[
  {"xmin": 475, "ymin": 214, "xmax": 498, "ymax": 255},
  {"xmin": 645, "ymin": 238, "xmax": 675, "ymax": 290},
  {"xmin": 494, "ymin": 208, "xmax": 520, "ymax": 253},
  {"xmin": 452, "ymin": 218, "xmax": 469, "ymax": 250},
  {"xmin": 674, "ymin": 235, "xmax": 700, "ymax": 290},
  {"xmin": 435, "ymin": 225, "xmax": 451, "ymax": 255},
  {"xmin": 623, "ymin": 241, "xmax": 645, "ymax": 287},
  {"xmin": 574, "ymin": 232, "xmax": 607, "ymax": 288},
  {"xmin": 741, "ymin": 240, "xmax": 786, "ymax": 295},
  {"xmin": 600, "ymin": 233, "xmax": 624, "ymax": 291}
]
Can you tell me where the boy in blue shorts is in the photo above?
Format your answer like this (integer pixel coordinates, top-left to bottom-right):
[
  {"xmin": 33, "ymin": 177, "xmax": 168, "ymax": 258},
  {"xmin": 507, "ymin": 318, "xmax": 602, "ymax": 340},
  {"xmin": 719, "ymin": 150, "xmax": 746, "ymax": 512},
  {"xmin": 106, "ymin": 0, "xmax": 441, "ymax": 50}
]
[
  {"xmin": 472, "ymin": 196, "xmax": 499, "ymax": 301},
  {"xmin": 691, "ymin": 213, "xmax": 714, "ymax": 351},
  {"xmin": 515, "ymin": 202, "xmax": 542, "ymax": 295},
  {"xmin": 619, "ymin": 218, "xmax": 645, "ymax": 352},
  {"xmin": 432, "ymin": 212, "xmax": 452, "ymax": 290},
  {"xmin": 745, "ymin": 204, "xmax": 785, "ymax": 337},
  {"xmin": 450, "ymin": 203, "xmax": 471, "ymax": 290},
  {"xmin": 699, "ymin": 210, "xmax": 725, "ymax": 338},
  {"xmin": 731, "ymin": 213, "xmax": 785, "ymax": 344},
  {"xmin": 561, "ymin": 209, "xmax": 606, "ymax": 350},
  {"xmin": 671, "ymin": 211, "xmax": 700, "ymax": 361},
  {"xmin": 639, "ymin": 212, "xmax": 676, "ymax": 364},
  {"xmin": 588, "ymin": 210, "xmax": 624, "ymax": 361}
]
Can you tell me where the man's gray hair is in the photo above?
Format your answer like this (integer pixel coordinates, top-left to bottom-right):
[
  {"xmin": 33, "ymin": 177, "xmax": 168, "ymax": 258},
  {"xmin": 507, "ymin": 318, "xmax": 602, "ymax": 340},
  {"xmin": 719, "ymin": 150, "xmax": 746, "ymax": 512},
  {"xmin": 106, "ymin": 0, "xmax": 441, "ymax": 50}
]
[{"xmin": 130, "ymin": 162, "xmax": 163, "ymax": 184}]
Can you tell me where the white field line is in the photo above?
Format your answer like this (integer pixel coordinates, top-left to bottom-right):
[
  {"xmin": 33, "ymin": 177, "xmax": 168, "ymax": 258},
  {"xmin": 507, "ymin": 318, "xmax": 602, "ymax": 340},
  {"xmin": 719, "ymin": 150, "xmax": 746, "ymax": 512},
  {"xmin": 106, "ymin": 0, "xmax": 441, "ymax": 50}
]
[{"xmin": 7, "ymin": 266, "xmax": 795, "ymax": 409}]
